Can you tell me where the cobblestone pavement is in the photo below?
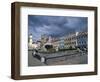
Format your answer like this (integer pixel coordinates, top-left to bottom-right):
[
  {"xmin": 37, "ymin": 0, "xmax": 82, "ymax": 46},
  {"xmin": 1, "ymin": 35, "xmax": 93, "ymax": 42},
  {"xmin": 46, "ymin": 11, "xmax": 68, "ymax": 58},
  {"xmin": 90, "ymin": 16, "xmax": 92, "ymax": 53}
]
[
  {"xmin": 28, "ymin": 50, "xmax": 45, "ymax": 66},
  {"xmin": 46, "ymin": 53, "xmax": 87, "ymax": 65},
  {"xmin": 28, "ymin": 50, "xmax": 88, "ymax": 66}
]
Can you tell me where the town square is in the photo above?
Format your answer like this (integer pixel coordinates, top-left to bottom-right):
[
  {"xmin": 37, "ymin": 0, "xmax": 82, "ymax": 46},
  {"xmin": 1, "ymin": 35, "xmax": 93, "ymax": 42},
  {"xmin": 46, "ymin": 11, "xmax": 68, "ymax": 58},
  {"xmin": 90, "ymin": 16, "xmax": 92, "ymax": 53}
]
[{"xmin": 28, "ymin": 15, "xmax": 88, "ymax": 66}]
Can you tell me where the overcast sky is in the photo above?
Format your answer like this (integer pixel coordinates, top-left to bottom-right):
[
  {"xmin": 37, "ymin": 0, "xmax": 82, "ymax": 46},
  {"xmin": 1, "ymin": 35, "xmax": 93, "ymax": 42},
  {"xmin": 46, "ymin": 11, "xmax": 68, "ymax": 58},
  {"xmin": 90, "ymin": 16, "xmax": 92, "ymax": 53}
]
[{"xmin": 28, "ymin": 15, "xmax": 87, "ymax": 41}]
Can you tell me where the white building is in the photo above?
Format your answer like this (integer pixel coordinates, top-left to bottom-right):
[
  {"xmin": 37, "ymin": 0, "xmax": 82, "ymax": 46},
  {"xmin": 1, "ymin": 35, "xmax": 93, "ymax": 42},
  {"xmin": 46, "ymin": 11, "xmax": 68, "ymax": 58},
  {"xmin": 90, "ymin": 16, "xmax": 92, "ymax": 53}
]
[
  {"xmin": 28, "ymin": 34, "xmax": 33, "ymax": 49},
  {"xmin": 28, "ymin": 34, "xmax": 38, "ymax": 49}
]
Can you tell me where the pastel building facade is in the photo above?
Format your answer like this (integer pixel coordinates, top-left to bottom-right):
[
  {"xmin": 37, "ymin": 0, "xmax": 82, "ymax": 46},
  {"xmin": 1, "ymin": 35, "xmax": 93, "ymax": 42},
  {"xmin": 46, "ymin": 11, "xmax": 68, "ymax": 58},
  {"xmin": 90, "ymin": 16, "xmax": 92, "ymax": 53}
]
[
  {"xmin": 28, "ymin": 31, "xmax": 88, "ymax": 51},
  {"xmin": 55, "ymin": 32, "xmax": 88, "ymax": 50},
  {"xmin": 64, "ymin": 33, "xmax": 77, "ymax": 49},
  {"xmin": 76, "ymin": 32, "xmax": 88, "ymax": 49}
]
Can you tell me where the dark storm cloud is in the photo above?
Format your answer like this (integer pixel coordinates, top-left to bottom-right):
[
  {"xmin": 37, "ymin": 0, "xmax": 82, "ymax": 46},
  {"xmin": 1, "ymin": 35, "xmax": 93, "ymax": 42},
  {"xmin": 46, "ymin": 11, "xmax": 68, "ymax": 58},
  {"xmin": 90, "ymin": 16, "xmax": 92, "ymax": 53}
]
[{"xmin": 28, "ymin": 15, "xmax": 87, "ymax": 40}]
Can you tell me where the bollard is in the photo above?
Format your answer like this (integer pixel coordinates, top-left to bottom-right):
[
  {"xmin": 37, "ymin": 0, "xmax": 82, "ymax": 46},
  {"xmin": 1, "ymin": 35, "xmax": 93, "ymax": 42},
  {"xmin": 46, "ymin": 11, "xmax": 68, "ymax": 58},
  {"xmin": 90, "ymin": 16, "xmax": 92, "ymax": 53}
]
[{"xmin": 41, "ymin": 57, "xmax": 45, "ymax": 63}]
